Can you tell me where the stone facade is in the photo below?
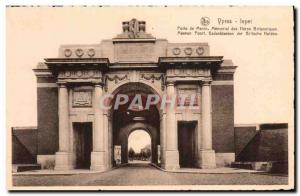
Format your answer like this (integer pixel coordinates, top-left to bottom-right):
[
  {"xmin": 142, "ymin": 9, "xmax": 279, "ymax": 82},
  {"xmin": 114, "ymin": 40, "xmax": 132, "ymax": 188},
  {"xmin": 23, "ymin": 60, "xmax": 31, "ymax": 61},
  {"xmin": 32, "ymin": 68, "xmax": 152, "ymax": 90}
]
[{"xmin": 33, "ymin": 19, "xmax": 237, "ymax": 171}]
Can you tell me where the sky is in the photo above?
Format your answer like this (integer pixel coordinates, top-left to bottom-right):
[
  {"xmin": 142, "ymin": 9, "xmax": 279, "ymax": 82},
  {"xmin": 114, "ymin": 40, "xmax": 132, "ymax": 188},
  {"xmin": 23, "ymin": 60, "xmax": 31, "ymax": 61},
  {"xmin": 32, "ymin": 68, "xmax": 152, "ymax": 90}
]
[
  {"xmin": 128, "ymin": 130, "xmax": 151, "ymax": 152},
  {"xmin": 6, "ymin": 6, "xmax": 294, "ymax": 130}
]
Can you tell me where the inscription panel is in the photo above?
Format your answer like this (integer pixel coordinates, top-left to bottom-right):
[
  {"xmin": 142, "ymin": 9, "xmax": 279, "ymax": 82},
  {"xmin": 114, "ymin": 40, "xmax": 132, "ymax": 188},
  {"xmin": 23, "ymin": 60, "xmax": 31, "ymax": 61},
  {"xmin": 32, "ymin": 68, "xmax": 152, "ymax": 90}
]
[
  {"xmin": 73, "ymin": 91, "xmax": 92, "ymax": 107},
  {"xmin": 114, "ymin": 43, "xmax": 155, "ymax": 62},
  {"xmin": 177, "ymin": 88, "xmax": 199, "ymax": 106}
]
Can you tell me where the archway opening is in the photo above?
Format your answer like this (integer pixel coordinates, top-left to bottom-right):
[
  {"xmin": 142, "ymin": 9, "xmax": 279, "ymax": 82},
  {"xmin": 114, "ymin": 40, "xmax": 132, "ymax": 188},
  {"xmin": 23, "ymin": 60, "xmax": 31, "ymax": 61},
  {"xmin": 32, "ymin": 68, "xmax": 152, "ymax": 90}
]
[
  {"xmin": 110, "ymin": 82, "xmax": 161, "ymax": 166},
  {"xmin": 128, "ymin": 130, "xmax": 151, "ymax": 164}
]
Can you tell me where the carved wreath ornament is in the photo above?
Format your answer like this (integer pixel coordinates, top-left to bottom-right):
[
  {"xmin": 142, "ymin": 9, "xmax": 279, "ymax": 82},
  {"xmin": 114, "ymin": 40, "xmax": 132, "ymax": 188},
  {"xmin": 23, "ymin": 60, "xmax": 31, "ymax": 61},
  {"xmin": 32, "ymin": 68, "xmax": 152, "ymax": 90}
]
[
  {"xmin": 196, "ymin": 47, "xmax": 204, "ymax": 55},
  {"xmin": 64, "ymin": 49, "xmax": 72, "ymax": 57},
  {"xmin": 184, "ymin": 47, "xmax": 193, "ymax": 55},
  {"xmin": 105, "ymin": 75, "xmax": 128, "ymax": 84},
  {"xmin": 140, "ymin": 74, "xmax": 163, "ymax": 83},
  {"xmin": 140, "ymin": 74, "xmax": 165, "ymax": 90},
  {"xmin": 87, "ymin": 48, "xmax": 95, "ymax": 57},
  {"xmin": 75, "ymin": 48, "xmax": 84, "ymax": 57},
  {"xmin": 104, "ymin": 75, "xmax": 128, "ymax": 91},
  {"xmin": 172, "ymin": 48, "xmax": 181, "ymax": 55},
  {"xmin": 172, "ymin": 46, "xmax": 205, "ymax": 56}
]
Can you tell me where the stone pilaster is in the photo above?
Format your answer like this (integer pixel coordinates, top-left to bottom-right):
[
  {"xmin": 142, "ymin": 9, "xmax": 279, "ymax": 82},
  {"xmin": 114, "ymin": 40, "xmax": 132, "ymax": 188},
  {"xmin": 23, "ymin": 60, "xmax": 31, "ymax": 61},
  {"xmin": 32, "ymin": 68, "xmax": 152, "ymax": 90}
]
[
  {"xmin": 90, "ymin": 83, "xmax": 106, "ymax": 171},
  {"xmin": 107, "ymin": 116, "xmax": 113, "ymax": 169},
  {"xmin": 164, "ymin": 82, "xmax": 179, "ymax": 170},
  {"xmin": 55, "ymin": 83, "xmax": 70, "ymax": 170},
  {"xmin": 198, "ymin": 80, "xmax": 216, "ymax": 168},
  {"xmin": 103, "ymin": 112, "xmax": 109, "ymax": 170},
  {"xmin": 159, "ymin": 113, "xmax": 166, "ymax": 167}
]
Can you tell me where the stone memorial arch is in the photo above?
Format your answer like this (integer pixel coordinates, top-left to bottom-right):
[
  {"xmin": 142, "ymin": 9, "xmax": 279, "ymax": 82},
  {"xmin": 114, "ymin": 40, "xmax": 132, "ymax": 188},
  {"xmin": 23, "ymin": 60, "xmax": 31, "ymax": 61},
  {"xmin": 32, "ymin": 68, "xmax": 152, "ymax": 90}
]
[{"xmin": 34, "ymin": 18, "xmax": 237, "ymax": 171}]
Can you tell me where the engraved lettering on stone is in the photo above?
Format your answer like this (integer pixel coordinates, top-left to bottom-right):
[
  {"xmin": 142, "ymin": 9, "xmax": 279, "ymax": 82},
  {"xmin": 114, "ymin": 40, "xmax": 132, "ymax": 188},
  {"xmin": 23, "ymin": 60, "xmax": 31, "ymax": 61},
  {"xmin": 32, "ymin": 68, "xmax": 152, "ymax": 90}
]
[
  {"xmin": 115, "ymin": 43, "xmax": 154, "ymax": 62},
  {"xmin": 177, "ymin": 88, "xmax": 198, "ymax": 106},
  {"xmin": 73, "ymin": 91, "xmax": 92, "ymax": 107}
]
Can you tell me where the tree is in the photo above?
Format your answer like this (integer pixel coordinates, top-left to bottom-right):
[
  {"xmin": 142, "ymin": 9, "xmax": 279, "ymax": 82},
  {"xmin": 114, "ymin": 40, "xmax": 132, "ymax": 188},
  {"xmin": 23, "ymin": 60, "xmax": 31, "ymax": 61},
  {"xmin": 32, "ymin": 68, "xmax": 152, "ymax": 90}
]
[
  {"xmin": 128, "ymin": 147, "xmax": 135, "ymax": 161},
  {"xmin": 140, "ymin": 144, "xmax": 151, "ymax": 161},
  {"xmin": 145, "ymin": 148, "xmax": 151, "ymax": 159}
]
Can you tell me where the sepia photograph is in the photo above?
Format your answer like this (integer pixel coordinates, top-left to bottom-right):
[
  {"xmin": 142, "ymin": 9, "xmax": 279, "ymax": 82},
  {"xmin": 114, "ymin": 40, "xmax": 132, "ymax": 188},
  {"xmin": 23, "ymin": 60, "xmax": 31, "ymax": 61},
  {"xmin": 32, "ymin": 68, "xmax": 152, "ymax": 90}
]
[{"xmin": 6, "ymin": 6, "xmax": 294, "ymax": 191}]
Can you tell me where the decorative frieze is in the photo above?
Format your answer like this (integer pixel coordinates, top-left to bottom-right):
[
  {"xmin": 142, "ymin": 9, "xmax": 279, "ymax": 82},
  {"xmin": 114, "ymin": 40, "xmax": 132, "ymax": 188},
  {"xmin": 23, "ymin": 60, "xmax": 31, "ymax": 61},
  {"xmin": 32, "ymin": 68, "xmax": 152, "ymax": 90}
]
[
  {"xmin": 167, "ymin": 43, "xmax": 209, "ymax": 57},
  {"xmin": 58, "ymin": 70, "xmax": 102, "ymax": 79},
  {"xmin": 104, "ymin": 74, "xmax": 129, "ymax": 91},
  {"xmin": 172, "ymin": 48, "xmax": 181, "ymax": 55},
  {"xmin": 140, "ymin": 73, "xmax": 163, "ymax": 83},
  {"xmin": 167, "ymin": 68, "xmax": 210, "ymax": 77},
  {"xmin": 57, "ymin": 69, "xmax": 102, "ymax": 84},
  {"xmin": 64, "ymin": 49, "xmax": 72, "ymax": 57},
  {"xmin": 196, "ymin": 47, "xmax": 205, "ymax": 55},
  {"xmin": 104, "ymin": 72, "xmax": 165, "ymax": 92},
  {"xmin": 105, "ymin": 74, "xmax": 128, "ymax": 84},
  {"xmin": 59, "ymin": 46, "xmax": 99, "ymax": 58},
  {"xmin": 140, "ymin": 73, "xmax": 165, "ymax": 90},
  {"xmin": 75, "ymin": 48, "xmax": 84, "ymax": 57},
  {"xmin": 184, "ymin": 47, "xmax": 193, "ymax": 56},
  {"xmin": 87, "ymin": 48, "xmax": 96, "ymax": 57}
]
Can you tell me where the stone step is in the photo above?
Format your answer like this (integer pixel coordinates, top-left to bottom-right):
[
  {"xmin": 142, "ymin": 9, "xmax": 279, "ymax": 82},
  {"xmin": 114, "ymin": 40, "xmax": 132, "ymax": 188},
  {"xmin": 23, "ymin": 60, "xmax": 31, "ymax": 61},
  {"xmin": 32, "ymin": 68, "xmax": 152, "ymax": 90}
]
[
  {"xmin": 231, "ymin": 162, "xmax": 272, "ymax": 172},
  {"xmin": 231, "ymin": 161, "xmax": 288, "ymax": 173},
  {"xmin": 13, "ymin": 164, "xmax": 41, "ymax": 172}
]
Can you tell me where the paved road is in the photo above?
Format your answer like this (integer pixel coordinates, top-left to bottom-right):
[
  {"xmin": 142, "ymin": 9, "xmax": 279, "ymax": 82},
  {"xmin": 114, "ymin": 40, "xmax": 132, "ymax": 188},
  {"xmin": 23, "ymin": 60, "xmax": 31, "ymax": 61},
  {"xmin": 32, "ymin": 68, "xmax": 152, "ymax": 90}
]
[{"xmin": 13, "ymin": 163, "xmax": 288, "ymax": 186}]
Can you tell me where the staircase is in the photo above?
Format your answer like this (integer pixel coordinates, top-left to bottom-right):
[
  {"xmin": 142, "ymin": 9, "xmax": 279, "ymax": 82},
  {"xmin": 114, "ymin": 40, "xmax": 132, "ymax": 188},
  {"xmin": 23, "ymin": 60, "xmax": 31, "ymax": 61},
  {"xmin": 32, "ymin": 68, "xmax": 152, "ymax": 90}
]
[{"xmin": 232, "ymin": 123, "xmax": 288, "ymax": 173}]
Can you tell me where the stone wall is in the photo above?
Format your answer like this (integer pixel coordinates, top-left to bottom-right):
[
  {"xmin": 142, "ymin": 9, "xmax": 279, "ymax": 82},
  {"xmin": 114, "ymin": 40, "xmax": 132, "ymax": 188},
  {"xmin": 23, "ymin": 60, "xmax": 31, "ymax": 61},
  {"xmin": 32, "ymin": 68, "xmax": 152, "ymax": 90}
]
[
  {"xmin": 234, "ymin": 125, "xmax": 258, "ymax": 157},
  {"xmin": 236, "ymin": 123, "xmax": 288, "ymax": 162},
  {"xmin": 12, "ymin": 127, "xmax": 37, "ymax": 164},
  {"xmin": 211, "ymin": 85, "xmax": 234, "ymax": 153},
  {"xmin": 37, "ymin": 87, "xmax": 59, "ymax": 154}
]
